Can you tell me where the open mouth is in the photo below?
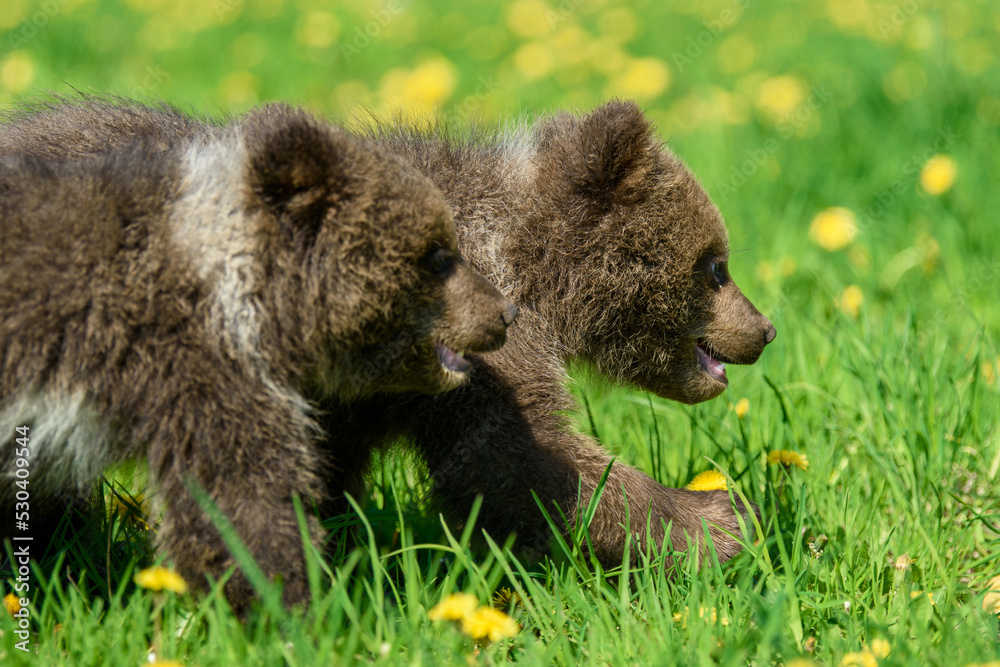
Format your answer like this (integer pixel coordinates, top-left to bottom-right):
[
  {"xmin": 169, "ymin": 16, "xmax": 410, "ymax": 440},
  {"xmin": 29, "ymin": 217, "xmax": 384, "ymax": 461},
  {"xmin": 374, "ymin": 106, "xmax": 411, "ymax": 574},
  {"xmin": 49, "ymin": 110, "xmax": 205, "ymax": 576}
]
[
  {"xmin": 435, "ymin": 343, "xmax": 471, "ymax": 375},
  {"xmin": 695, "ymin": 339, "xmax": 730, "ymax": 384}
]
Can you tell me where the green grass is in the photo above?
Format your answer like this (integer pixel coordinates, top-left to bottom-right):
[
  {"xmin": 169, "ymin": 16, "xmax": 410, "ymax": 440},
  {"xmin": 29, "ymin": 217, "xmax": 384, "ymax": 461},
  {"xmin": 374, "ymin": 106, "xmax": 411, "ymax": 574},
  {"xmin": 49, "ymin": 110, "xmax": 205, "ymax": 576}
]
[{"xmin": 2, "ymin": 0, "xmax": 1000, "ymax": 664}]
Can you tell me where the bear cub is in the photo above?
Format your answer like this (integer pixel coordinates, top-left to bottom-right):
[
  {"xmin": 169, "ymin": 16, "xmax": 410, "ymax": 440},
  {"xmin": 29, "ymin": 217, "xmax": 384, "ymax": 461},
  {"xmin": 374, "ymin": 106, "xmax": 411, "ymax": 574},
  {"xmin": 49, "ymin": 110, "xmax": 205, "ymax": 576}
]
[
  {"xmin": 0, "ymin": 104, "xmax": 516, "ymax": 611},
  {"xmin": 360, "ymin": 99, "xmax": 776, "ymax": 566}
]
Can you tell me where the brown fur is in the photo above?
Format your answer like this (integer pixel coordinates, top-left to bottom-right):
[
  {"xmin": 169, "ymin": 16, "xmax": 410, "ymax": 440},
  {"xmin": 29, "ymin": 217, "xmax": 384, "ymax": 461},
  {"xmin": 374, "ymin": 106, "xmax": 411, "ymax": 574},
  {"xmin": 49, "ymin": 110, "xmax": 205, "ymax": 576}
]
[
  {"xmin": 0, "ymin": 98, "xmax": 773, "ymax": 570},
  {"xmin": 0, "ymin": 103, "xmax": 516, "ymax": 612}
]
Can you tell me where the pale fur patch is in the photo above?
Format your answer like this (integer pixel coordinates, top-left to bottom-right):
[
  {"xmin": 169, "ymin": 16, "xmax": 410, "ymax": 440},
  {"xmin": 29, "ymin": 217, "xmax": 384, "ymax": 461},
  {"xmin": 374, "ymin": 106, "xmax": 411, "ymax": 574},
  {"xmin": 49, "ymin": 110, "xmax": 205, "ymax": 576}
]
[
  {"xmin": 0, "ymin": 389, "xmax": 113, "ymax": 494},
  {"xmin": 169, "ymin": 132, "xmax": 314, "ymax": 424},
  {"xmin": 169, "ymin": 132, "xmax": 264, "ymax": 361}
]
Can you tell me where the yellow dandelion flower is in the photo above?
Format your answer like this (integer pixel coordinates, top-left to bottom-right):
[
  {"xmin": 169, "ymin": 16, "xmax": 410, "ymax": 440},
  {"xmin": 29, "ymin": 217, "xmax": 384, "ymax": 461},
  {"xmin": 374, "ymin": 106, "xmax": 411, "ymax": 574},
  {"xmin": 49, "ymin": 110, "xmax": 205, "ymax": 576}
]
[
  {"xmin": 492, "ymin": 587, "xmax": 526, "ymax": 613},
  {"xmin": 401, "ymin": 58, "xmax": 457, "ymax": 108},
  {"xmin": 149, "ymin": 661, "xmax": 184, "ymax": 667},
  {"xmin": 513, "ymin": 42, "xmax": 554, "ymax": 80},
  {"xmin": 1, "ymin": 51, "xmax": 36, "ymax": 95},
  {"xmin": 428, "ymin": 592, "xmax": 478, "ymax": 621},
  {"xmin": 609, "ymin": 57, "xmax": 671, "ymax": 100},
  {"xmin": 837, "ymin": 285, "xmax": 864, "ymax": 319},
  {"xmin": 809, "ymin": 207, "xmax": 858, "ymax": 251},
  {"xmin": 840, "ymin": 650, "xmax": 878, "ymax": 667},
  {"xmin": 296, "ymin": 11, "xmax": 340, "ymax": 49},
  {"xmin": 786, "ymin": 660, "xmax": 818, "ymax": 667},
  {"xmin": 506, "ymin": 0, "xmax": 551, "ymax": 39},
  {"xmin": 756, "ymin": 75, "xmax": 807, "ymax": 117},
  {"xmin": 910, "ymin": 590, "xmax": 936, "ymax": 605},
  {"xmin": 733, "ymin": 397, "xmax": 750, "ymax": 419},
  {"xmin": 597, "ymin": 7, "xmax": 638, "ymax": 44},
  {"xmin": 4, "ymin": 592, "xmax": 21, "ymax": 615},
  {"xmin": 919, "ymin": 155, "xmax": 957, "ymax": 195},
  {"xmin": 134, "ymin": 566, "xmax": 188, "ymax": 594},
  {"xmin": 685, "ymin": 470, "xmax": 728, "ymax": 491},
  {"xmin": 766, "ymin": 450, "xmax": 809, "ymax": 470},
  {"xmin": 461, "ymin": 606, "xmax": 519, "ymax": 642},
  {"xmin": 671, "ymin": 606, "xmax": 729, "ymax": 628},
  {"xmin": 983, "ymin": 575, "xmax": 1000, "ymax": 615},
  {"xmin": 869, "ymin": 638, "xmax": 890, "ymax": 658}
]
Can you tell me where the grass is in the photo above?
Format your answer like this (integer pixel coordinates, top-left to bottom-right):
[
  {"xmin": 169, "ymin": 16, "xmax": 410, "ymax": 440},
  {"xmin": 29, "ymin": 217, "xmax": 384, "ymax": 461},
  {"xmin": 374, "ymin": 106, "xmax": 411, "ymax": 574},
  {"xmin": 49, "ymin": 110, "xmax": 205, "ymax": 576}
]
[{"xmin": 2, "ymin": 0, "xmax": 1000, "ymax": 664}]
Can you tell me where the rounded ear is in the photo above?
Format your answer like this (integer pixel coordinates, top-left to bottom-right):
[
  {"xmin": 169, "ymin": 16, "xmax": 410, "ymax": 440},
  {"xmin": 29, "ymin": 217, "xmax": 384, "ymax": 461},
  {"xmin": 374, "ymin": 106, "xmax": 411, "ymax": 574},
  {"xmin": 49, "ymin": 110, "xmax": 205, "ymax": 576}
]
[
  {"xmin": 537, "ymin": 99, "xmax": 660, "ymax": 209},
  {"xmin": 244, "ymin": 105, "xmax": 348, "ymax": 240}
]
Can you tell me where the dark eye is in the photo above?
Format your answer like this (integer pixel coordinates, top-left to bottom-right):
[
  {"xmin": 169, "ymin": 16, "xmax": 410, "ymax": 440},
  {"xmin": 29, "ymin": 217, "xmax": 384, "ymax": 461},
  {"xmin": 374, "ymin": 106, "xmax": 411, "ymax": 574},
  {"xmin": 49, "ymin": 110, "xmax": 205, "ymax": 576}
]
[
  {"xmin": 425, "ymin": 247, "xmax": 455, "ymax": 276},
  {"xmin": 711, "ymin": 260, "xmax": 728, "ymax": 286}
]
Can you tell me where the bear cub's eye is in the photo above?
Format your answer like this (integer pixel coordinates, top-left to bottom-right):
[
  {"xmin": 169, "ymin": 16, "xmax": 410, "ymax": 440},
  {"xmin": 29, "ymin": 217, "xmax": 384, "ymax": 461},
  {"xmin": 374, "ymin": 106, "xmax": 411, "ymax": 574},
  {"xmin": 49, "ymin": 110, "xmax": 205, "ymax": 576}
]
[
  {"xmin": 424, "ymin": 247, "xmax": 456, "ymax": 276},
  {"xmin": 710, "ymin": 260, "xmax": 729, "ymax": 287}
]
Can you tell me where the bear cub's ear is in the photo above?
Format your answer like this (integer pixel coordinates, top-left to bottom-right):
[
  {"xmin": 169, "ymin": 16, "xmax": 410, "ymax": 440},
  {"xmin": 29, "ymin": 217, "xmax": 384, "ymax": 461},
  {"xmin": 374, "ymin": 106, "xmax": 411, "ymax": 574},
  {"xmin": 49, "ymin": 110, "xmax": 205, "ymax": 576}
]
[
  {"xmin": 244, "ymin": 105, "xmax": 348, "ymax": 240},
  {"xmin": 540, "ymin": 99, "xmax": 660, "ymax": 209}
]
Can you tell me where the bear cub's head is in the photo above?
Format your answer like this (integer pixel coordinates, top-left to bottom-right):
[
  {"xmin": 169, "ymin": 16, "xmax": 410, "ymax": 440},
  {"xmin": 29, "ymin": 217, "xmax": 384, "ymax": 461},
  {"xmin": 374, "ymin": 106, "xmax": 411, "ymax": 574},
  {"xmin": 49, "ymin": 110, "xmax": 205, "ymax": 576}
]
[
  {"xmin": 533, "ymin": 100, "xmax": 774, "ymax": 404},
  {"xmin": 244, "ymin": 107, "xmax": 517, "ymax": 398}
]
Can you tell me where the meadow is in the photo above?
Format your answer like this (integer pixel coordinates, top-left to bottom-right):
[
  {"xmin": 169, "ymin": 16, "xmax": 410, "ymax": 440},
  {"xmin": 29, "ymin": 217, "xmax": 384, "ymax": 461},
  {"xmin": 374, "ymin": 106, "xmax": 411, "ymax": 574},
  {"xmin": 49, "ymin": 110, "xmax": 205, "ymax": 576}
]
[{"xmin": 1, "ymin": 0, "xmax": 999, "ymax": 664}]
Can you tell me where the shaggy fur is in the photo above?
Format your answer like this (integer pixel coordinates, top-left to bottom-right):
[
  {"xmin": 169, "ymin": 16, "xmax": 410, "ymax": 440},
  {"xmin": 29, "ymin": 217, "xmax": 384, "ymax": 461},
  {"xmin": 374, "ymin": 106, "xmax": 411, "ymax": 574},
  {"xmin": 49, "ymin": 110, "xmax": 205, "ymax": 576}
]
[
  {"xmin": 0, "ymin": 103, "xmax": 517, "ymax": 611},
  {"xmin": 0, "ymin": 98, "xmax": 774, "ymax": 569}
]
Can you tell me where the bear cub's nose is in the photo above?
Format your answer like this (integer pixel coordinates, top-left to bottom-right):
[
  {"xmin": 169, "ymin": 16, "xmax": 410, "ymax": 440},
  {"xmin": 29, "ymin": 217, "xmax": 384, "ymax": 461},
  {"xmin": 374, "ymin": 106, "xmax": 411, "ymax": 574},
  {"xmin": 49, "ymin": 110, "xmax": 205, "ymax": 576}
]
[
  {"xmin": 764, "ymin": 321, "xmax": 777, "ymax": 345},
  {"xmin": 502, "ymin": 303, "xmax": 519, "ymax": 327}
]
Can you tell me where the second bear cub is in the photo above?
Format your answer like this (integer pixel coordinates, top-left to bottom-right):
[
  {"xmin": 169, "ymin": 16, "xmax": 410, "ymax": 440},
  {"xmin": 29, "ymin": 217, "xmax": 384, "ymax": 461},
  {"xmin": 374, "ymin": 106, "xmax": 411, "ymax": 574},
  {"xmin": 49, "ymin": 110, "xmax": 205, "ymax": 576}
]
[{"xmin": 0, "ymin": 104, "xmax": 516, "ymax": 611}]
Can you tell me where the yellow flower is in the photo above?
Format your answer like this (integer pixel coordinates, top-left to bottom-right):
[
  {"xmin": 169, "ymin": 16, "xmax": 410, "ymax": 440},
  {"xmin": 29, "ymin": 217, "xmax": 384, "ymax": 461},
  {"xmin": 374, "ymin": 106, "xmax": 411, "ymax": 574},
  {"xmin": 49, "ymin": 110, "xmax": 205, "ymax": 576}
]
[
  {"xmin": 734, "ymin": 397, "xmax": 750, "ymax": 419},
  {"xmin": 1, "ymin": 51, "xmax": 36, "ymax": 95},
  {"xmin": 809, "ymin": 207, "xmax": 858, "ymax": 251},
  {"xmin": 756, "ymin": 75, "xmax": 807, "ymax": 117},
  {"xmin": 461, "ymin": 606, "xmax": 520, "ymax": 642},
  {"xmin": 506, "ymin": 0, "xmax": 551, "ymax": 39},
  {"xmin": 492, "ymin": 587, "xmax": 526, "ymax": 613},
  {"xmin": 840, "ymin": 650, "xmax": 878, "ymax": 667},
  {"xmin": 766, "ymin": 450, "xmax": 809, "ymax": 470},
  {"xmin": 869, "ymin": 638, "xmax": 890, "ymax": 658},
  {"xmin": 686, "ymin": 470, "xmax": 728, "ymax": 491},
  {"xmin": 4, "ymin": 593, "xmax": 21, "ymax": 615},
  {"xmin": 837, "ymin": 285, "xmax": 864, "ymax": 319},
  {"xmin": 983, "ymin": 575, "xmax": 1000, "ymax": 615},
  {"xmin": 149, "ymin": 661, "xmax": 184, "ymax": 667},
  {"xmin": 920, "ymin": 154, "xmax": 957, "ymax": 195},
  {"xmin": 671, "ymin": 606, "xmax": 729, "ymax": 628},
  {"xmin": 610, "ymin": 58, "xmax": 671, "ymax": 100},
  {"xmin": 513, "ymin": 42, "xmax": 555, "ymax": 80},
  {"xmin": 893, "ymin": 554, "xmax": 914, "ymax": 571},
  {"xmin": 428, "ymin": 593, "xmax": 478, "ymax": 621},
  {"xmin": 134, "ymin": 566, "xmax": 189, "ymax": 594}
]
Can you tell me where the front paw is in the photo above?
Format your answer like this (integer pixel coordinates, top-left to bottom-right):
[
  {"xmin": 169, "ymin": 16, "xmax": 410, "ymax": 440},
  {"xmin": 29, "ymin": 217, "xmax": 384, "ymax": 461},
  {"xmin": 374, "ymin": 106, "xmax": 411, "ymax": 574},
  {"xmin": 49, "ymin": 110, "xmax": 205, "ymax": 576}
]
[{"xmin": 653, "ymin": 486, "xmax": 758, "ymax": 563}]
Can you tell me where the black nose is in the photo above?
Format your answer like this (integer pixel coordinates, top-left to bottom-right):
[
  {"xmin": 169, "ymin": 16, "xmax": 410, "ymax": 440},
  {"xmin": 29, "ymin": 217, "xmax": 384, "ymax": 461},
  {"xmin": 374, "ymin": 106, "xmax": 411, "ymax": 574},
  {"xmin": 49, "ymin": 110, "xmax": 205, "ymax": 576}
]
[
  {"xmin": 502, "ymin": 303, "xmax": 519, "ymax": 327},
  {"xmin": 764, "ymin": 323, "xmax": 776, "ymax": 344}
]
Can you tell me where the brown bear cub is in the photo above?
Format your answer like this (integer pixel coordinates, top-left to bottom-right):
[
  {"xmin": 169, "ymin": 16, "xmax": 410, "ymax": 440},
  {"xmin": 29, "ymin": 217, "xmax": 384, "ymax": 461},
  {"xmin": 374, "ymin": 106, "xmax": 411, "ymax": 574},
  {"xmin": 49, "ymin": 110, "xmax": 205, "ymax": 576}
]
[
  {"xmin": 0, "ymin": 104, "xmax": 517, "ymax": 612},
  {"xmin": 1, "ymin": 98, "xmax": 772, "ymax": 571}
]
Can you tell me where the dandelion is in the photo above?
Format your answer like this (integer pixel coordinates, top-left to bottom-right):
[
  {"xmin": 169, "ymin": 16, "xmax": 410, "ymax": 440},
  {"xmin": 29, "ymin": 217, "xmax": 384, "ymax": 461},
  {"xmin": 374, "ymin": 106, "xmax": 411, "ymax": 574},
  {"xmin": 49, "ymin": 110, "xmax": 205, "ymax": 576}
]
[
  {"xmin": 1, "ymin": 51, "xmax": 36, "ymax": 95},
  {"xmin": 840, "ymin": 650, "xmax": 878, "ymax": 667},
  {"xmin": 756, "ymin": 75, "xmax": 807, "ymax": 117},
  {"xmin": 893, "ymin": 554, "xmax": 914, "ymax": 571},
  {"xmin": 492, "ymin": 587, "xmax": 526, "ymax": 614},
  {"xmin": 513, "ymin": 42, "xmax": 555, "ymax": 80},
  {"xmin": 461, "ymin": 606, "xmax": 520, "ymax": 642},
  {"xmin": 809, "ymin": 207, "xmax": 858, "ymax": 251},
  {"xmin": 983, "ymin": 575, "xmax": 1000, "ymax": 615},
  {"xmin": 428, "ymin": 592, "xmax": 478, "ymax": 621},
  {"xmin": 610, "ymin": 58, "xmax": 671, "ymax": 100},
  {"xmin": 767, "ymin": 450, "xmax": 809, "ymax": 470},
  {"xmin": 148, "ymin": 661, "xmax": 184, "ymax": 667},
  {"xmin": 3, "ymin": 593, "xmax": 21, "ymax": 615},
  {"xmin": 920, "ymin": 154, "xmax": 957, "ymax": 195},
  {"xmin": 685, "ymin": 470, "xmax": 728, "ymax": 491},
  {"xmin": 733, "ymin": 397, "xmax": 750, "ymax": 419},
  {"xmin": 505, "ymin": 0, "xmax": 551, "ymax": 39},
  {"xmin": 135, "ymin": 566, "xmax": 189, "ymax": 594},
  {"xmin": 837, "ymin": 285, "xmax": 864, "ymax": 319},
  {"xmin": 869, "ymin": 638, "xmax": 891, "ymax": 658}
]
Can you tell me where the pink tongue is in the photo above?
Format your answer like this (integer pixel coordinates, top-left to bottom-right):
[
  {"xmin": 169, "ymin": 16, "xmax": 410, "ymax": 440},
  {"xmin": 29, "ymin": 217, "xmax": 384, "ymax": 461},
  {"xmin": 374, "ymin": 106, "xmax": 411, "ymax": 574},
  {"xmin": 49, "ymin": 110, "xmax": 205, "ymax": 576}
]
[
  {"xmin": 435, "ymin": 344, "xmax": 470, "ymax": 373},
  {"xmin": 696, "ymin": 344, "xmax": 727, "ymax": 382}
]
